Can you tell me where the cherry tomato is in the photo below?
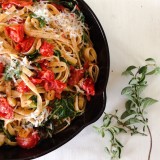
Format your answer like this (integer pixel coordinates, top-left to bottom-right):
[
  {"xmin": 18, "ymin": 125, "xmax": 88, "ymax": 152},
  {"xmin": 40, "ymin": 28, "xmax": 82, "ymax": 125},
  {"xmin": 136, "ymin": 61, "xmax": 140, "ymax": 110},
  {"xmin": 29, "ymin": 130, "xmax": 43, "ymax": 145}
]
[
  {"xmin": 16, "ymin": 131, "xmax": 40, "ymax": 149},
  {"xmin": 1, "ymin": 3, "xmax": 13, "ymax": 9},
  {"xmin": 80, "ymin": 78, "xmax": 95, "ymax": 96},
  {"xmin": 51, "ymin": 80, "xmax": 66, "ymax": 94},
  {"xmin": 17, "ymin": 37, "xmax": 35, "ymax": 52},
  {"xmin": 0, "ymin": 98, "xmax": 14, "ymax": 119},
  {"xmin": 0, "ymin": 62, "xmax": 4, "ymax": 78},
  {"xmin": 5, "ymin": 24, "xmax": 24, "ymax": 43},
  {"xmin": 52, "ymin": 3, "xmax": 65, "ymax": 11},
  {"xmin": 39, "ymin": 41, "xmax": 54, "ymax": 57},
  {"xmin": 30, "ymin": 77, "xmax": 42, "ymax": 85},
  {"xmin": 44, "ymin": 80, "xmax": 66, "ymax": 95},
  {"xmin": 2, "ymin": 0, "xmax": 32, "ymax": 8},
  {"xmin": 68, "ymin": 66, "xmax": 84, "ymax": 86},
  {"xmin": 17, "ymin": 81, "xmax": 30, "ymax": 93},
  {"xmin": 40, "ymin": 70, "xmax": 55, "ymax": 82},
  {"xmin": 39, "ymin": 60, "xmax": 49, "ymax": 71}
]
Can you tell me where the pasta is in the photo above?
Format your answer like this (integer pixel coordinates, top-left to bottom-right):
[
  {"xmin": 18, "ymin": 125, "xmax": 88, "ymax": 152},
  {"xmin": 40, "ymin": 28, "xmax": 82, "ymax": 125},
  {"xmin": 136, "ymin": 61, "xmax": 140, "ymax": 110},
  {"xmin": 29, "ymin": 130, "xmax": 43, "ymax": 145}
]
[{"xmin": 0, "ymin": 0, "xmax": 99, "ymax": 149}]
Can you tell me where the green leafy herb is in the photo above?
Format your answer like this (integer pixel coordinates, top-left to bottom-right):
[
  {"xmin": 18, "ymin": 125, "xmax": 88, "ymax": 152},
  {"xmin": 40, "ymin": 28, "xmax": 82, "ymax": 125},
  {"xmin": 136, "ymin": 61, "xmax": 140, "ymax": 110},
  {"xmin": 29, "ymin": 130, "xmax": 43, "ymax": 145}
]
[
  {"xmin": 54, "ymin": 50, "xmax": 68, "ymax": 64},
  {"xmin": 49, "ymin": 94, "xmax": 77, "ymax": 120},
  {"xmin": 27, "ymin": 50, "xmax": 40, "ymax": 61},
  {"xmin": 94, "ymin": 58, "xmax": 160, "ymax": 160},
  {"xmin": 30, "ymin": 13, "xmax": 46, "ymax": 28}
]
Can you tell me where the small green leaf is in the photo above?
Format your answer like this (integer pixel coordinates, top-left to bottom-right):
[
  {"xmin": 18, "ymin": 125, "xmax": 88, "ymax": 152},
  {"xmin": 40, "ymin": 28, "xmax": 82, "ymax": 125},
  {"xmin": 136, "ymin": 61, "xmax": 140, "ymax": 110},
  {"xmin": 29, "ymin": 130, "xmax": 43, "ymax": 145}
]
[
  {"xmin": 39, "ymin": 18, "xmax": 46, "ymax": 28},
  {"xmin": 137, "ymin": 85, "xmax": 147, "ymax": 94},
  {"xmin": 146, "ymin": 67, "xmax": 160, "ymax": 75},
  {"xmin": 129, "ymin": 78, "xmax": 138, "ymax": 85},
  {"xmin": 122, "ymin": 65, "xmax": 136, "ymax": 76},
  {"xmin": 115, "ymin": 139, "xmax": 124, "ymax": 148},
  {"xmin": 121, "ymin": 110, "xmax": 136, "ymax": 120},
  {"xmin": 121, "ymin": 86, "xmax": 132, "ymax": 95},
  {"xmin": 124, "ymin": 118, "xmax": 142, "ymax": 126},
  {"xmin": 142, "ymin": 97, "xmax": 158, "ymax": 109},
  {"xmin": 125, "ymin": 100, "xmax": 134, "ymax": 110},
  {"xmin": 138, "ymin": 66, "xmax": 147, "ymax": 74},
  {"xmin": 145, "ymin": 58, "xmax": 156, "ymax": 63}
]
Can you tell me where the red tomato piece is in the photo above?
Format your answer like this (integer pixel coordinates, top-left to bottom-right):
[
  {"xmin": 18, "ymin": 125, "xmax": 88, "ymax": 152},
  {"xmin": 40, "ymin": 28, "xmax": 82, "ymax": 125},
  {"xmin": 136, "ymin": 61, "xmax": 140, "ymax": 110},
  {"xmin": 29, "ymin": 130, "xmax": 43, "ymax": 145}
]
[
  {"xmin": 5, "ymin": 24, "xmax": 24, "ymax": 43},
  {"xmin": 18, "ymin": 37, "xmax": 35, "ymax": 52},
  {"xmin": 44, "ymin": 80, "xmax": 66, "ymax": 94},
  {"xmin": 2, "ymin": 0, "xmax": 32, "ymax": 7},
  {"xmin": 1, "ymin": 3, "xmax": 13, "ymax": 9},
  {"xmin": 15, "ymin": 44, "xmax": 21, "ymax": 52},
  {"xmin": 30, "ymin": 77, "xmax": 42, "ymax": 85},
  {"xmin": 39, "ymin": 60, "xmax": 49, "ymax": 71},
  {"xmin": 17, "ymin": 81, "xmax": 30, "ymax": 93},
  {"xmin": 39, "ymin": 41, "xmax": 54, "ymax": 57},
  {"xmin": 68, "ymin": 67, "xmax": 84, "ymax": 86},
  {"xmin": 52, "ymin": 80, "xmax": 66, "ymax": 94},
  {"xmin": 52, "ymin": 3, "xmax": 65, "ymax": 11},
  {"xmin": 80, "ymin": 78, "xmax": 95, "ymax": 96},
  {"xmin": 16, "ymin": 131, "xmax": 40, "ymax": 149},
  {"xmin": 40, "ymin": 70, "xmax": 55, "ymax": 82},
  {"xmin": 0, "ymin": 62, "xmax": 4, "ymax": 78},
  {"xmin": 0, "ymin": 98, "xmax": 14, "ymax": 119}
]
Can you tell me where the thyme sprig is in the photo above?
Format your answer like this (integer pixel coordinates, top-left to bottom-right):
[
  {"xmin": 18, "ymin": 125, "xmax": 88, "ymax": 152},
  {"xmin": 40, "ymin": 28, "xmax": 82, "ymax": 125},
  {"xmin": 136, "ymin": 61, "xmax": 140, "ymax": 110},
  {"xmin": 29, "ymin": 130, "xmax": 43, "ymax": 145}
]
[{"xmin": 94, "ymin": 58, "xmax": 160, "ymax": 160}]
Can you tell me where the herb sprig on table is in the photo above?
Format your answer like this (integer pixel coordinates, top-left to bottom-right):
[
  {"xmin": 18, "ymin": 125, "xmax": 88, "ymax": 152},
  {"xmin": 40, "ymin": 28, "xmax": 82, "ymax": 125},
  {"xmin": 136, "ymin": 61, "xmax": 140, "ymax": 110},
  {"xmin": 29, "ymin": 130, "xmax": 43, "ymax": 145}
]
[{"xmin": 94, "ymin": 58, "xmax": 160, "ymax": 160}]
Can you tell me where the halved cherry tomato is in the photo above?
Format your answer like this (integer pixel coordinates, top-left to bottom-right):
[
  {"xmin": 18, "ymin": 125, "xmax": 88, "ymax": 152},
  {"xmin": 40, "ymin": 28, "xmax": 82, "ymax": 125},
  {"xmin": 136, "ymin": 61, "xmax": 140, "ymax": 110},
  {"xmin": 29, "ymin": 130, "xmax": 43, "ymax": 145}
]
[
  {"xmin": 17, "ymin": 81, "xmax": 30, "ymax": 93},
  {"xmin": 52, "ymin": 3, "xmax": 65, "ymax": 11},
  {"xmin": 40, "ymin": 70, "xmax": 55, "ymax": 82},
  {"xmin": 16, "ymin": 131, "xmax": 40, "ymax": 149},
  {"xmin": 44, "ymin": 80, "xmax": 66, "ymax": 93},
  {"xmin": 16, "ymin": 37, "xmax": 35, "ymax": 52},
  {"xmin": 80, "ymin": 78, "xmax": 95, "ymax": 96},
  {"xmin": 30, "ymin": 77, "xmax": 42, "ymax": 85},
  {"xmin": 39, "ymin": 60, "xmax": 50, "ymax": 71},
  {"xmin": 39, "ymin": 41, "xmax": 54, "ymax": 57},
  {"xmin": 5, "ymin": 24, "xmax": 24, "ymax": 43},
  {"xmin": 51, "ymin": 80, "xmax": 66, "ymax": 94},
  {"xmin": 0, "ymin": 62, "xmax": 4, "ymax": 78},
  {"xmin": 0, "ymin": 98, "xmax": 14, "ymax": 119},
  {"xmin": 68, "ymin": 66, "xmax": 84, "ymax": 86},
  {"xmin": 1, "ymin": 3, "xmax": 13, "ymax": 9},
  {"xmin": 2, "ymin": 0, "xmax": 32, "ymax": 8}
]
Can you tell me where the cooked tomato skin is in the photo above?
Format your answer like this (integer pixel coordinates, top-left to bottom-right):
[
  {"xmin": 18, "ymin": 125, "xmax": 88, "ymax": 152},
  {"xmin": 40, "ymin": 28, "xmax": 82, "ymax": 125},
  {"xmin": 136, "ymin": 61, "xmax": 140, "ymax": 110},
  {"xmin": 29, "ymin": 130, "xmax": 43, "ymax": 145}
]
[
  {"xmin": 39, "ymin": 41, "xmax": 54, "ymax": 57},
  {"xmin": 16, "ymin": 131, "xmax": 40, "ymax": 149},
  {"xmin": 80, "ymin": 78, "xmax": 95, "ymax": 96},
  {"xmin": 1, "ymin": 0, "xmax": 33, "ymax": 8},
  {"xmin": 0, "ymin": 62, "xmax": 4, "ymax": 78},
  {"xmin": 1, "ymin": 3, "xmax": 13, "ymax": 9},
  {"xmin": 5, "ymin": 24, "xmax": 24, "ymax": 43},
  {"xmin": 17, "ymin": 37, "xmax": 35, "ymax": 53},
  {"xmin": 0, "ymin": 98, "xmax": 14, "ymax": 119},
  {"xmin": 39, "ymin": 69, "xmax": 66, "ymax": 97},
  {"xmin": 40, "ymin": 70, "xmax": 55, "ymax": 82},
  {"xmin": 17, "ymin": 81, "xmax": 30, "ymax": 93},
  {"xmin": 68, "ymin": 66, "xmax": 84, "ymax": 86}
]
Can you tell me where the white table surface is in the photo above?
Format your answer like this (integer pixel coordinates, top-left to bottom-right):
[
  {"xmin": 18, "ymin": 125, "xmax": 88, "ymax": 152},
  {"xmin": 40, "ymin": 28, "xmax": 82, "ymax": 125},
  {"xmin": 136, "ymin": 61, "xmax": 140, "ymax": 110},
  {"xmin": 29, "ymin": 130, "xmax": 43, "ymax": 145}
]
[{"xmin": 36, "ymin": 0, "xmax": 160, "ymax": 160}]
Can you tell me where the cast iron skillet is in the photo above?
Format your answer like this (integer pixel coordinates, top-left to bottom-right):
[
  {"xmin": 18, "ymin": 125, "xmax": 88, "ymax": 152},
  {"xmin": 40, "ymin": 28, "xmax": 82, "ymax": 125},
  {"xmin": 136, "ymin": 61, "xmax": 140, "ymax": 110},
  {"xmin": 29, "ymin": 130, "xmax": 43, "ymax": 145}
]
[{"xmin": 0, "ymin": 0, "xmax": 110, "ymax": 159}]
